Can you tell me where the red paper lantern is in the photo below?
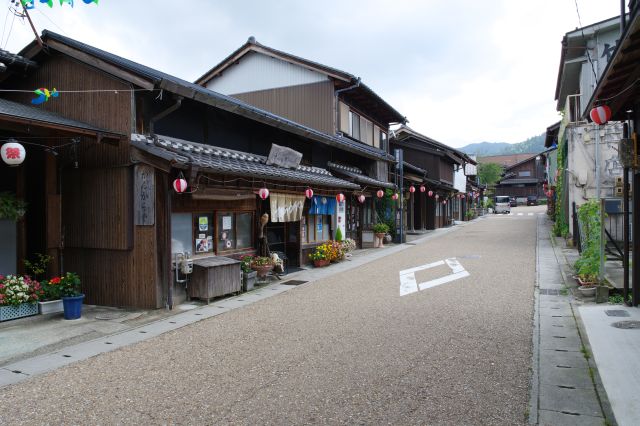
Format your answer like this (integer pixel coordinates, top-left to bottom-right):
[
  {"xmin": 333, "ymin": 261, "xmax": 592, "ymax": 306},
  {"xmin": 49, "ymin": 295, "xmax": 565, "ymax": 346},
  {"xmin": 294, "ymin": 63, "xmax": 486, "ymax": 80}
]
[
  {"xmin": 376, "ymin": 189, "xmax": 384, "ymax": 198},
  {"xmin": 391, "ymin": 193, "xmax": 399, "ymax": 200},
  {"xmin": 428, "ymin": 190, "xmax": 434, "ymax": 197},
  {"xmin": 336, "ymin": 193, "xmax": 345, "ymax": 203},
  {"xmin": 590, "ymin": 105, "xmax": 612, "ymax": 125},
  {"xmin": 305, "ymin": 188, "xmax": 314, "ymax": 199},
  {"xmin": 258, "ymin": 187, "xmax": 270, "ymax": 200},
  {"xmin": 357, "ymin": 194, "xmax": 366, "ymax": 203},
  {"xmin": 1, "ymin": 140, "xmax": 26, "ymax": 166},
  {"xmin": 420, "ymin": 185, "xmax": 426, "ymax": 193},
  {"xmin": 435, "ymin": 194, "xmax": 439, "ymax": 199},
  {"xmin": 409, "ymin": 185, "xmax": 415, "ymax": 193},
  {"xmin": 172, "ymin": 178, "xmax": 188, "ymax": 193},
  {"xmin": 443, "ymin": 200, "xmax": 447, "ymax": 204}
]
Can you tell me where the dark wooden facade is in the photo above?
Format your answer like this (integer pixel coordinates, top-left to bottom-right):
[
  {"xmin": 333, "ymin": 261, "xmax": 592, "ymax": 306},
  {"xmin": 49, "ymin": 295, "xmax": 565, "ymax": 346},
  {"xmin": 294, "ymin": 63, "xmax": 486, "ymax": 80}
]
[{"xmin": 495, "ymin": 155, "xmax": 544, "ymax": 198}]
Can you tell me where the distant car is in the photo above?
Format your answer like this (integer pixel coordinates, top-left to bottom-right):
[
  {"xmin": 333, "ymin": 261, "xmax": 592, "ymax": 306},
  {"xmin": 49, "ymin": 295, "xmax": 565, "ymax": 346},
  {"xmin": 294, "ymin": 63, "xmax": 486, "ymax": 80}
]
[
  {"xmin": 527, "ymin": 195, "xmax": 538, "ymax": 206},
  {"xmin": 509, "ymin": 197, "xmax": 517, "ymax": 207},
  {"xmin": 494, "ymin": 196, "xmax": 511, "ymax": 214}
]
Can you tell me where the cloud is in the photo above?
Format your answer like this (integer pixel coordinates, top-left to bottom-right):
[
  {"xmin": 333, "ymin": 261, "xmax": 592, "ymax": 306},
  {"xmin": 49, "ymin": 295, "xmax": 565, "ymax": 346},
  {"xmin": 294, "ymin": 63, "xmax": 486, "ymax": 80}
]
[{"xmin": 3, "ymin": 0, "xmax": 624, "ymax": 148}]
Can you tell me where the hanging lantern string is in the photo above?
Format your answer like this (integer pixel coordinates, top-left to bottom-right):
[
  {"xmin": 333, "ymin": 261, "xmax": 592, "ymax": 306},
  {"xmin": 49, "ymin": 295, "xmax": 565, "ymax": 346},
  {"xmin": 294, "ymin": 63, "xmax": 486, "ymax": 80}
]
[
  {"xmin": 0, "ymin": 138, "xmax": 79, "ymax": 150},
  {"xmin": 0, "ymin": 88, "xmax": 161, "ymax": 94},
  {"xmin": 198, "ymin": 174, "xmax": 349, "ymax": 194}
]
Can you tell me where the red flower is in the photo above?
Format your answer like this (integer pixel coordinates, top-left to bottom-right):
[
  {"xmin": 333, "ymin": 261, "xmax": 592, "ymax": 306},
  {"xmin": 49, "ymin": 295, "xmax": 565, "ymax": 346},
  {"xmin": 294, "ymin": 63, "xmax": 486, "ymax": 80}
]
[{"xmin": 50, "ymin": 277, "xmax": 61, "ymax": 285}]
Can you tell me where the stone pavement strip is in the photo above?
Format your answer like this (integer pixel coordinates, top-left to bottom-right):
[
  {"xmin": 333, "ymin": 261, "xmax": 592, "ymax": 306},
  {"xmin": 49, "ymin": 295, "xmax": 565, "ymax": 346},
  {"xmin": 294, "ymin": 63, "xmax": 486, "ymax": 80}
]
[{"xmin": 530, "ymin": 216, "xmax": 615, "ymax": 425}]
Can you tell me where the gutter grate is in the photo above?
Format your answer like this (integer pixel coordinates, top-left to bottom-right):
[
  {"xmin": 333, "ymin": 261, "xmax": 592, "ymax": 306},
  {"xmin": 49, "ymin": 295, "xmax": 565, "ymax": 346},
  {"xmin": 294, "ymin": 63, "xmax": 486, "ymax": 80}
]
[
  {"xmin": 281, "ymin": 280, "xmax": 308, "ymax": 286},
  {"xmin": 605, "ymin": 310, "xmax": 630, "ymax": 317}
]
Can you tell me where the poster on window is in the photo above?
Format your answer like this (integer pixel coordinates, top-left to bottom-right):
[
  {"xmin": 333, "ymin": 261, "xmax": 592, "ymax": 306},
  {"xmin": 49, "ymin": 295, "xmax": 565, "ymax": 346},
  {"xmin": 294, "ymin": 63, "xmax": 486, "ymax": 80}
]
[
  {"xmin": 196, "ymin": 238, "xmax": 208, "ymax": 253},
  {"xmin": 198, "ymin": 216, "xmax": 208, "ymax": 231},
  {"xmin": 222, "ymin": 215, "xmax": 232, "ymax": 230}
]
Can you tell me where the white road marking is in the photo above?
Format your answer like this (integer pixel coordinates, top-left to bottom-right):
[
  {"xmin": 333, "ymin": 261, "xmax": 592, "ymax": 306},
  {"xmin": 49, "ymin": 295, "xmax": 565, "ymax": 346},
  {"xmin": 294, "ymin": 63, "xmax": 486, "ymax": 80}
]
[
  {"xmin": 517, "ymin": 213, "xmax": 523, "ymax": 216},
  {"xmin": 399, "ymin": 258, "xmax": 469, "ymax": 296},
  {"xmin": 527, "ymin": 213, "xmax": 533, "ymax": 216}
]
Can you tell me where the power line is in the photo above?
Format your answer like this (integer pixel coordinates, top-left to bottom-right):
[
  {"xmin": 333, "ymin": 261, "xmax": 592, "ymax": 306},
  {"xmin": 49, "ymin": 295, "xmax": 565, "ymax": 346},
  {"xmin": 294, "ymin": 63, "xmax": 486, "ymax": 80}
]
[
  {"xmin": 574, "ymin": 0, "xmax": 598, "ymax": 83},
  {"xmin": 1, "ymin": 5, "xmax": 10, "ymax": 48},
  {"xmin": 3, "ymin": 7, "xmax": 16, "ymax": 49}
]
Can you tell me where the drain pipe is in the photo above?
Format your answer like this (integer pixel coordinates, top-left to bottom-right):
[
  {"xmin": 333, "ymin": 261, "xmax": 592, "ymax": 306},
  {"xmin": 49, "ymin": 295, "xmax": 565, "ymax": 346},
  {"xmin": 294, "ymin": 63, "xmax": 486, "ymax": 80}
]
[{"xmin": 149, "ymin": 96, "xmax": 183, "ymax": 137}]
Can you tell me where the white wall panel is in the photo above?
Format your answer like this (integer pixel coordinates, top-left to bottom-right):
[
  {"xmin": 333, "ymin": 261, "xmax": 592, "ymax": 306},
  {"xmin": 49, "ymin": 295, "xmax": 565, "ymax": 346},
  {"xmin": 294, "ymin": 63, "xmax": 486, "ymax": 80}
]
[{"xmin": 206, "ymin": 52, "xmax": 329, "ymax": 95}]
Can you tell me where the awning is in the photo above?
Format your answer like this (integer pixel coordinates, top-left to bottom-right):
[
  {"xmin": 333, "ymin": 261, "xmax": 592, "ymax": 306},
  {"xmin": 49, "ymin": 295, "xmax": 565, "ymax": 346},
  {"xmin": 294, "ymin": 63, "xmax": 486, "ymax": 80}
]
[
  {"xmin": 327, "ymin": 162, "xmax": 396, "ymax": 189},
  {"xmin": 0, "ymin": 98, "xmax": 124, "ymax": 143},
  {"xmin": 131, "ymin": 134, "xmax": 360, "ymax": 190}
]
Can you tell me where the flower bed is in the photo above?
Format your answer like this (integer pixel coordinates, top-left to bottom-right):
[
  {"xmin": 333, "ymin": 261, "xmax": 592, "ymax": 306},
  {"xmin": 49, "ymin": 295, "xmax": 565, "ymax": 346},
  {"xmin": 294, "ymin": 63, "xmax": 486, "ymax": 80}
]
[{"xmin": 0, "ymin": 274, "xmax": 42, "ymax": 321}]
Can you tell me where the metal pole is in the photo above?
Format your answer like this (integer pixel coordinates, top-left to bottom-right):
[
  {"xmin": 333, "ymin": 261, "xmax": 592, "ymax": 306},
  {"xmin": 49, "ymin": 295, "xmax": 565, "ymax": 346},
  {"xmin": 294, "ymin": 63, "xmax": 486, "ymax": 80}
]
[
  {"xmin": 395, "ymin": 149, "xmax": 404, "ymax": 244},
  {"xmin": 600, "ymin": 198, "xmax": 605, "ymax": 282},
  {"xmin": 623, "ymin": 122, "xmax": 630, "ymax": 303},
  {"xmin": 595, "ymin": 124, "xmax": 601, "ymax": 200},
  {"xmin": 634, "ymin": 170, "xmax": 640, "ymax": 307}
]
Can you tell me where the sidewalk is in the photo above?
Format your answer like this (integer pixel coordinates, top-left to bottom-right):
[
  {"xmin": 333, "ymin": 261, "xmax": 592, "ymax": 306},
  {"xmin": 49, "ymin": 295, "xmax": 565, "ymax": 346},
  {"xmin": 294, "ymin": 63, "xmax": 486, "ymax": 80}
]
[
  {"xmin": 531, "ymin": 216, "xmax": 617, "ymax": 425},
  {"xmin": 0, "ymin": 224, "xmax": 462, "ymax": 388}
]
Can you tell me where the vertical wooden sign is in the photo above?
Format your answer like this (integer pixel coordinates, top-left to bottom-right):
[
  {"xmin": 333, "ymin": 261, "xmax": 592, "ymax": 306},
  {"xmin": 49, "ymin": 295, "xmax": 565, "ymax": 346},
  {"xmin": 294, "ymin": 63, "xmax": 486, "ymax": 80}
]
[{"xmin": 134, "ymin": 165, "xmax": 155, "ymax": 226}]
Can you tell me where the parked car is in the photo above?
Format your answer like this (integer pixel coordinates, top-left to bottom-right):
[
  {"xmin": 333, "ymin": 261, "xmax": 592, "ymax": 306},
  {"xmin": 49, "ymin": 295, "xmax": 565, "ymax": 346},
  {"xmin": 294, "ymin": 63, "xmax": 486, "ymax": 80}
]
[
  {"xmin": 494, "ymin": 196, "xmax": 511, "ymax": 214},
  {"xmin": 509, "ymin": 197, "xmax": 517, "ymax": 207},
  {"xmin": 526, "ymin": 195, "xmax": 538, "ymax": 206}
]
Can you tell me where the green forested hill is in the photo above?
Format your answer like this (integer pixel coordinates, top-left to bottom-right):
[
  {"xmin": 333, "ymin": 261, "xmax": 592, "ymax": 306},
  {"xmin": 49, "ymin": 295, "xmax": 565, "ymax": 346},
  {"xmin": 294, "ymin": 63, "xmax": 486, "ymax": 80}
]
[{"xmin": 459, "ymin": 133, "xmax": 545, "ymax": 156}]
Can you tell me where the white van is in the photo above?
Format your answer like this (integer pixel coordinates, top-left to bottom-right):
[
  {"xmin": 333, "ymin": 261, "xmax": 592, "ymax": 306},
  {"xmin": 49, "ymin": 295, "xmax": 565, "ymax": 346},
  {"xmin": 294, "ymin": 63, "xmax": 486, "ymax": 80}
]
[{"xmin": 494, "ymin": 196, "xmax": 511, "ymax": 214}]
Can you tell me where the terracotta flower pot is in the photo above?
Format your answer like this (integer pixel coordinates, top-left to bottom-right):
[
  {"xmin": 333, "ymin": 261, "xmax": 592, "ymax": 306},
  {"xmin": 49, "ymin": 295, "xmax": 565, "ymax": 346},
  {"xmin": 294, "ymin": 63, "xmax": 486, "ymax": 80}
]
[
  {"xmin": 251, "ymin": 264, "xmax": 274, "ymax": 279},
  {"xmin": 313, "ymin": 259, "xmax": 330, "ymax": 267}
]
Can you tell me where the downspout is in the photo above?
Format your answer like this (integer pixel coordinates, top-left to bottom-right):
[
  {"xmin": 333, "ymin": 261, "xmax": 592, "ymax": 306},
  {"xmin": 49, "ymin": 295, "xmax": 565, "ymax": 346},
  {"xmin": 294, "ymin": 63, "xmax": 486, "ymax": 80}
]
[{"xmin": 149, "ymin": 96, "xmax": 183, "ymax": 137}]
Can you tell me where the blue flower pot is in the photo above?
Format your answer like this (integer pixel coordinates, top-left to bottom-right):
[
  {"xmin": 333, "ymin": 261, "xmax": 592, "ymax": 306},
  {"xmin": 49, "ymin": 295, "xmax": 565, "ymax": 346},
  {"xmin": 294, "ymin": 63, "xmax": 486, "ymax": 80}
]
[{"xmin": 62, "ymin": 294, "xmax": 85, "ymax": 320}]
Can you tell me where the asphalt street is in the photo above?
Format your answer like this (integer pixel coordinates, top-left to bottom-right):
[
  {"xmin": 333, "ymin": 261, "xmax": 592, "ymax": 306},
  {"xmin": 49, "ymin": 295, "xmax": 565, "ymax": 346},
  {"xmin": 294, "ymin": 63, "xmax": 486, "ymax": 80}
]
[{"xmin": 0, "ymin": 206, "xmax": 542, "ymax": 425}]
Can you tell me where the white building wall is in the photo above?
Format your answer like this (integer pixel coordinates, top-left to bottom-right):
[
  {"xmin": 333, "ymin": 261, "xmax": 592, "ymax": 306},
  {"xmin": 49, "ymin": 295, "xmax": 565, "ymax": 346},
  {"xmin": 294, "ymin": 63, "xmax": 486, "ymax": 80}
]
[
  {"xmin": 205, "ymin": 51, "xmax": 329, "ymax": 95},
  {"xmin": 566, "ymin": 122, "xmax": 624, "ymax": 233},
  {"xmin": 453, "ymin": 168, "xmax": 466, "ymax": 193}
]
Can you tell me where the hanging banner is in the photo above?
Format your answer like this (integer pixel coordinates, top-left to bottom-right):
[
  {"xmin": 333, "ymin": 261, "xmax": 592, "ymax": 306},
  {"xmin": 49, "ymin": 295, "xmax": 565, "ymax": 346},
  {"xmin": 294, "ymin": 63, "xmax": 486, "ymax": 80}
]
[
  {"xmin": 270, "ymin": 193, "xmax": 305, "ymax": 222},
  {"xmin": 308, "ymin": 195, "xmax": 337, "ymax": 215}
]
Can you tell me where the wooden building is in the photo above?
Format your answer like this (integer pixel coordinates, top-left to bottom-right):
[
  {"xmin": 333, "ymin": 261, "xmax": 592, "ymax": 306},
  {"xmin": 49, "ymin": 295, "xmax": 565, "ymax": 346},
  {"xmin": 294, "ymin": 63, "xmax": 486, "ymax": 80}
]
[
  {"xmin": 195, "ymin": 37, "xmax": 405, "ymax": 247},
  {"xmin": 495, "ymin": 152, "xmax": 548, "ymax": 199},
  {"xmin": 0, "ymin": 31, "xmax": 373, "ymax": 309},
  {"xmin": 390, "ymin": 126, "xmax": 472, "ymax": 230}
]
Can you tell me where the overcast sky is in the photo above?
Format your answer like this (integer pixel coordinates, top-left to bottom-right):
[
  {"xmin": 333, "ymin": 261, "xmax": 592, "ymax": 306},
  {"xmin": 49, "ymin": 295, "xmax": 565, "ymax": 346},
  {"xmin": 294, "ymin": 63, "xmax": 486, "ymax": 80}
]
[{"xmin": 1, "ymin": 0, "xmax": 624, "ymax": 148}]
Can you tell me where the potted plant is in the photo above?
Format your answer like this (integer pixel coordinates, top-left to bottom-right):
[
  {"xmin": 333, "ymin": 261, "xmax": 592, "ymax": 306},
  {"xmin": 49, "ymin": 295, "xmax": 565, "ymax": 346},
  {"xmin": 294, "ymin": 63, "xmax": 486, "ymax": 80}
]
[
  {"xmin": 0, "ymin": 275, "xmax": 43, "ymax": 322},
  {"xmin": 250, "ymin": 256, "xmax": 274, "ymax": 281},
  {"xmin": 39, "ymin": 276, "xmax": 64, "ymax": 314},
  {"xmin": 240, "ymin": 255, "xmax": 257, "ymax": 291},
  {"xmin": 308, "ymin": 244, "xmax": 330, "ymax": 267},
  {"xmin": 341, "ymin": 238, "xmax": 356, "ymax": 258},
  {"xmin": 372, "ymin": 223, "xmax": 389, "ymax": 248},
  {"xmin": 56, "ymin": 272, "xmax": 83, "ymax": 320}
]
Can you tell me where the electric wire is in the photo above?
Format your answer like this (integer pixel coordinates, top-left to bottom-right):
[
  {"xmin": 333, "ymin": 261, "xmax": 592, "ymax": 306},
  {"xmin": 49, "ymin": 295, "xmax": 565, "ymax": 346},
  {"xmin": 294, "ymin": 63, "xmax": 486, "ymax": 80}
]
[
  {"xmin": 1, "ymin": 5, "xmax": 10, "ymax": 49},
  {"xmin": 3, "ymin": 7, "xmax": 16, "ymax": 49},
  {"xmin": 574, "ymin": 0, "xmax": 598, "ymax": 83},
  {"xmin": 34, "ymin": 6, "xmax": 67, "ymax": 35}
]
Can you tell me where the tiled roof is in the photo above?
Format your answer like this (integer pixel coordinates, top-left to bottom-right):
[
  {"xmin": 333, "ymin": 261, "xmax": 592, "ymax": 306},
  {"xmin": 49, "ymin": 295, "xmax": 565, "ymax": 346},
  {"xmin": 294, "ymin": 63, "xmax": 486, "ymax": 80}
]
[
  {"xmin": 327, "ymin": 162, "xmax": 395, "ymax": 189},
  {"xmin": 0, "ymin": 49, "xmax": 37, "ymax": 70},
  {"xmin": 36, "ymin": 31, "xmax": 393, "ymax": 162},
  {"xmin": 131, "ymin": 134, "xmax": 360, "ymax": 189},
  {"xmin": 498, "ymin": 178, "xmax": 539, "ymax": 185},
  {"xmin": 402, "ymin": 161, "xmax": 427, "ymax": 176},
  {"xmin": 0, "ymin": 98, "xmax": 123, "ymax": 138}
]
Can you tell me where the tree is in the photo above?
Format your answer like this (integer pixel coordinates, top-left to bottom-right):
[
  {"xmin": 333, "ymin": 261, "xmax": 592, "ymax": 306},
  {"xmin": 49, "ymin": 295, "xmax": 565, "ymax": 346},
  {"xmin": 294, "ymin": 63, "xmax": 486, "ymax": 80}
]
[{"xmin": 477, "ymin": 163, "xmax": 503, "ymax": 187}]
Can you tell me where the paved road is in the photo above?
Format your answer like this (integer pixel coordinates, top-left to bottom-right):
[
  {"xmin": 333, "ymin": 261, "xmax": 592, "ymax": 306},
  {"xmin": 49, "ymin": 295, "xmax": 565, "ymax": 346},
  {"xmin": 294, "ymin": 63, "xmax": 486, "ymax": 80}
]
[{"xmin": 0, "ymin": 207, "xmax": 543, "ymax": 425}]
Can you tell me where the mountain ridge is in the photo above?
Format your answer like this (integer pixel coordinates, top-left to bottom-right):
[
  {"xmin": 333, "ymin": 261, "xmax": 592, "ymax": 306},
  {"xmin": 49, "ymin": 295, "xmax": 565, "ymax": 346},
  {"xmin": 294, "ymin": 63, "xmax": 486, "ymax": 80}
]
[{"xmin": 459, "ymin": 133, "xmax": 545, "ymax": 157}]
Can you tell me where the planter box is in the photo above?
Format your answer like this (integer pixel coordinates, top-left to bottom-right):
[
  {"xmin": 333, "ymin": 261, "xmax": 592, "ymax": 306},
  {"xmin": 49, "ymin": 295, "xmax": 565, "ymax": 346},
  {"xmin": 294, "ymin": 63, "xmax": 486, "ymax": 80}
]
[
  {"xmin": 38, "ymin": 299, "xmax": 64, "ymax": 315},
  {"xmin": 0, "ymin": 303, "xmax": 38, "ymax": 322},
  {"xmin": 243, "ymin": 271, "xmax": 257, "ymax": 292}
]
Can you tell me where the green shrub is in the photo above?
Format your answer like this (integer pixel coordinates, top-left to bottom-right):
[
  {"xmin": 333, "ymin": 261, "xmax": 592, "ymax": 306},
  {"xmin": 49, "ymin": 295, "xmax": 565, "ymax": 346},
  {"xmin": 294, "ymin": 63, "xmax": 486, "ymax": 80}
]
[{"xmin": 335, "ymin": 227, "xmax": 343, "ymax": 241}]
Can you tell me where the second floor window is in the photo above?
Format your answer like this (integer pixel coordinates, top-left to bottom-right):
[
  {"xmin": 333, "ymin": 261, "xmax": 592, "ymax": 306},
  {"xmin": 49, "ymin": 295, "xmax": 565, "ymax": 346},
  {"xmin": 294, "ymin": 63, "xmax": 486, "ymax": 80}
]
[{"xmin": 519, "ymin": 171, "xmax": 531, "ymax": 177}]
